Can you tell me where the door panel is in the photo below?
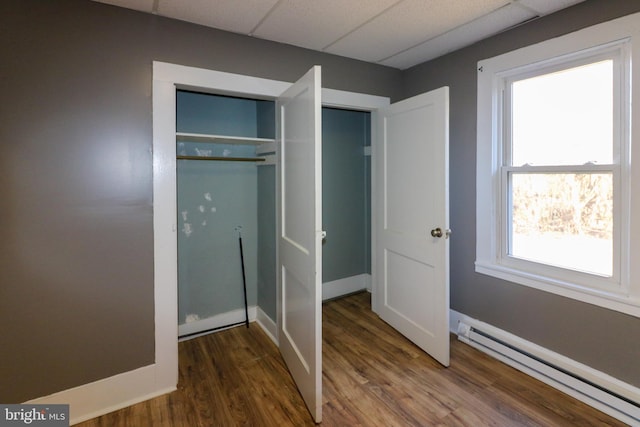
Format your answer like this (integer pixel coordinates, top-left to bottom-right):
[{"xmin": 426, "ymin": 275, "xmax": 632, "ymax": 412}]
[
  {"xmin": 277, "ymin": 66, "xmax": 322, "ymax": 423},
  {"xmin": 385, "ymin": 249, "xmax": 436, "ymax": 330},
  {"xmin": 375, "ymin": 87, "xmax": 450, "ymax": 367}
]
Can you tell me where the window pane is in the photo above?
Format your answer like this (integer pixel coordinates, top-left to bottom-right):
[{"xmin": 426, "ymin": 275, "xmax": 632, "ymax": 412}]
[
  {"xmin": 510, "ymin": 173, "xmax": 612, "ymax": 276},
  {"xmin": 511, "ymin": 60, "xmax": 613, "ymax": 166}
]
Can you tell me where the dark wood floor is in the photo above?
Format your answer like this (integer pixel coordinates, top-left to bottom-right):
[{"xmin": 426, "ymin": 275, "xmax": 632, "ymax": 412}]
[{"xmin": 78, "ymin": 292, "xmax": 625, "ymax": 426}]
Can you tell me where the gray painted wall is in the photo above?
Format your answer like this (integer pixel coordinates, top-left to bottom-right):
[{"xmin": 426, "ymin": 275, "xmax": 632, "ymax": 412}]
[
  {"xmin": 402, "ymin": 0, "xmax": 640, "ymax": 386},
  {"xmin": 0, "ymin": 0, "xmax": 401, "ymax": 402}
]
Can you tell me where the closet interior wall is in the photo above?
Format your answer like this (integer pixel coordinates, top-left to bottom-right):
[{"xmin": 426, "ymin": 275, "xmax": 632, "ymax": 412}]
[
  {"xmin": 321, "ymin": 108, "xmax": 372, "ymax": 297},
  {"xmin": 176, "ymin": 91, "xmax": 275, "ymax": 333},
  {"xmin": 176, "ymin": 91, "xmax": 372, "ymax": 337}
]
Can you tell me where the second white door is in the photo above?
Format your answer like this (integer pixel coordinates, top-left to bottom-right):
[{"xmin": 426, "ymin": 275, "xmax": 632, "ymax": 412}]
[{"xmin": 374, "ymin": 87, "xmax": 450, "ymax": 367}]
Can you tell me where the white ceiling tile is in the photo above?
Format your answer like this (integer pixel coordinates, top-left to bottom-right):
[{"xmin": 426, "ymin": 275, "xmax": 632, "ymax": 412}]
[
  {"xmin": 93, "ymin": 0, "xmax": 155, "ymax": 13},
  {"xmin": 157, "ymin": 0, "xmax": 280, "ymax": 34},
  {"xmin": 518, "ymin": 0, "xmax": 585, "ymax": 15},
  {"xmin": 381, "ymin": 3, "xmax": 535, "ymax": 69},
  {"xmin": 92, "ymin": 0, "xmax": 586, "ymax": 70},
  {"xmin": 325, "ymin": 0, "xmax": 508, "ymax": 63},
  {"xmin": 252, "ymin": 0, "xmax": 399, "ymax": 51}
]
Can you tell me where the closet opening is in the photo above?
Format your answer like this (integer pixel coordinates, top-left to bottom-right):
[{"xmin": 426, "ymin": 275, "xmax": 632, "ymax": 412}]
[
  {"xmin": 174, "ymin": 91, "xmax": 373, "ymax": 341},
  {"xmin": 321, "ymin": 107, "xmax": 372, "ymax": 301},
  {"xmin": 151, "ymin": 62, "xmax": 392, "ymax": 413},
  {"xmin": 175, "ymin": 90, "xmax": 277, "ymax": 340}
]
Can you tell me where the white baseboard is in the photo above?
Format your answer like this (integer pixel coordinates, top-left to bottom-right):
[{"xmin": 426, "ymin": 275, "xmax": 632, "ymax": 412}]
[
  {"xmin": 256, "ymin": 307, "xmax": 278, "ymax": 345},
  {"xmin": 26, "ymin": 364, "xmax": 175, "ymax": 426},
  {"xmin": 323, "ymin": 273, "xmax": 370, "ymax": 301},
  {"xmin": 178, "ymin": 306, "xmax": 257, "ymax": 340},
  {"xmin": 452, "ymin": 309, "xmax": 640, "ymax": 425},
  {"xmin": 449, "ymin": 308, "xmax": 464, "ymax": 334}
]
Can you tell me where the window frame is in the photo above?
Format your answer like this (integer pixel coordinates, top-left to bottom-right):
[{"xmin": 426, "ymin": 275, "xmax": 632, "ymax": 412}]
[
  {"xmin": 501, "ymin": 50, "xmax": 623, "ymax": 293},
  {"xmin": 476, "ymin": 13, "xmax": 640, "ymax": 317}
]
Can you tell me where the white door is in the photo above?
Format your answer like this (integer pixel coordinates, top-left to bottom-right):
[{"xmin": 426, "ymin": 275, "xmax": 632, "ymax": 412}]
[
  {"xmin": 276, "ymin": 66, "xmax": 323, "ymax": 422},
  {"xmin": 374, "ymin": 87, "xmax": 450, "ymax": 366}
]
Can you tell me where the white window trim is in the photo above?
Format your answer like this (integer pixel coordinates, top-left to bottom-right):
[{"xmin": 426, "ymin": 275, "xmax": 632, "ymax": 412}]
[{"xmin": 476, "ymin": 12, "xmax": 640, "ymax": 317}]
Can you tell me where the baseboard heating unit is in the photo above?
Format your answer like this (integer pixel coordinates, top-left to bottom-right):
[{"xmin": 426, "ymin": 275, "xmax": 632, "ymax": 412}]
[{"xmin": 455, "ymin": 315, "xmax": 640, "ymax": 425}]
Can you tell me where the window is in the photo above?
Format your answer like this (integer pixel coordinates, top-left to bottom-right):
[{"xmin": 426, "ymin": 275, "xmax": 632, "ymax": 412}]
[
  {"xmin": 476, "ymin": 13, "xmax": 640, "ymax": 316},
  {"xmin": 505, "ymin": 55, "xmax": 619, "ymax": 288}
]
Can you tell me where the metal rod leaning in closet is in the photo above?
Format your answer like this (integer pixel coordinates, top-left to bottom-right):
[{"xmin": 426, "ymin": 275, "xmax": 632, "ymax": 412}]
[
  {"xmin": 177, "ymin": 155, "xmax": 265, "ymax": 162},
  {"xmin": 236, "ymin": 226, "xmax": 250, "ymax": 329}
]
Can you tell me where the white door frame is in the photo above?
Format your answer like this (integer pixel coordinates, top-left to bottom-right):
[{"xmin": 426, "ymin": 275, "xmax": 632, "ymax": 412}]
[{"xmin": 152, "ymin": 61, "xmax": 388, "ymax": 387}]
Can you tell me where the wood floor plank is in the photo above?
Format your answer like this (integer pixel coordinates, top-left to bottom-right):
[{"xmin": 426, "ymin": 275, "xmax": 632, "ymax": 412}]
[{"xmin": 77, "ymin": 292, "xmax": 627, "ymax": 426}]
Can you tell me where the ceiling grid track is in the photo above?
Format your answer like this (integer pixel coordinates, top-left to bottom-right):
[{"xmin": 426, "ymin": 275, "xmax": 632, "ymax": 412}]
[
  {"xmin": 249, "ymin": 0, "xmax": 286, "ymax": 37},
  {"xmin": 377, "ymin": 1, "xmax": 530, "ymax": 65},
  {"xmin": 321, "ymin": 0, "xmax": 406, "ymax": 52}
]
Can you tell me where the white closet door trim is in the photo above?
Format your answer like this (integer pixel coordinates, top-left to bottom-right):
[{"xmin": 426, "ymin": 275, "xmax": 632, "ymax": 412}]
[
  {"xmin": 154, "ymin": 62, "xmax": 390, "ymax": 108},
  {"xmin": 152, "ymin": 61, "xmax": 391, "ymax": 415},
  {"xmin": 322, "ymin": 88, "xmax": 389, "ymax": 110},
  {"xmin": 155, "ymin": 62, "xmax": 290, "ymax": 98}
]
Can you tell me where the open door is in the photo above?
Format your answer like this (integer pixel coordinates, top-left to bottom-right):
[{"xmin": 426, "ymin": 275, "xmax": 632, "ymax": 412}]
[
  {"xmin": 276, "ymin": 66, "xmax": 323, "ymax": 422},
  {"xmin": 374, "ymin": 87, "xmax": 450, "ymax": 366}
]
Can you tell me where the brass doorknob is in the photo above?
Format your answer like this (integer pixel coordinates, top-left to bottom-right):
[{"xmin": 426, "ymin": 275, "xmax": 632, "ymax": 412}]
[{"xmin": 431, "ymin": 228, "xmax": 443, "ymax": 238}]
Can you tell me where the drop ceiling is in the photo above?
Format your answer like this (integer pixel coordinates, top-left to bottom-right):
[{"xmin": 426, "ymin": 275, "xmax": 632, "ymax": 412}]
[{"xmin": 93, "ymin": 0, "xmax": 585, "ymax": 69}]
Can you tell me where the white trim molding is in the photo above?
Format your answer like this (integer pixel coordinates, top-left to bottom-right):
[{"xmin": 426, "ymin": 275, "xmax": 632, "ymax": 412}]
[
  {"xmin": 178, "ymin": 306, "xmax": 258, "ymax": 341},
  {"xmin": 322, "ymin": 274, "xmax": 371, "ymax": 301},
  {"xmin": 256, "ymin": 307, "xmax": 278, "ymax": 345},
  {"xmin": 151, "ymin": 60, "xmax": 389, "ymax": 424},
  {"xmin": 26, "ymin": 365, "xmax": 174, "ymax": 426}
]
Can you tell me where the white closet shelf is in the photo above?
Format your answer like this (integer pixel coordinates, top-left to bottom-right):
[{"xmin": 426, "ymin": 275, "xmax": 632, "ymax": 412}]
[
  {"xmin": 176, "ymin": 132, "xmax": 275, "ymax": 145},
  {"xmin": 177, "ymin": 155, "xmax": 265, "ymax": 162}
]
